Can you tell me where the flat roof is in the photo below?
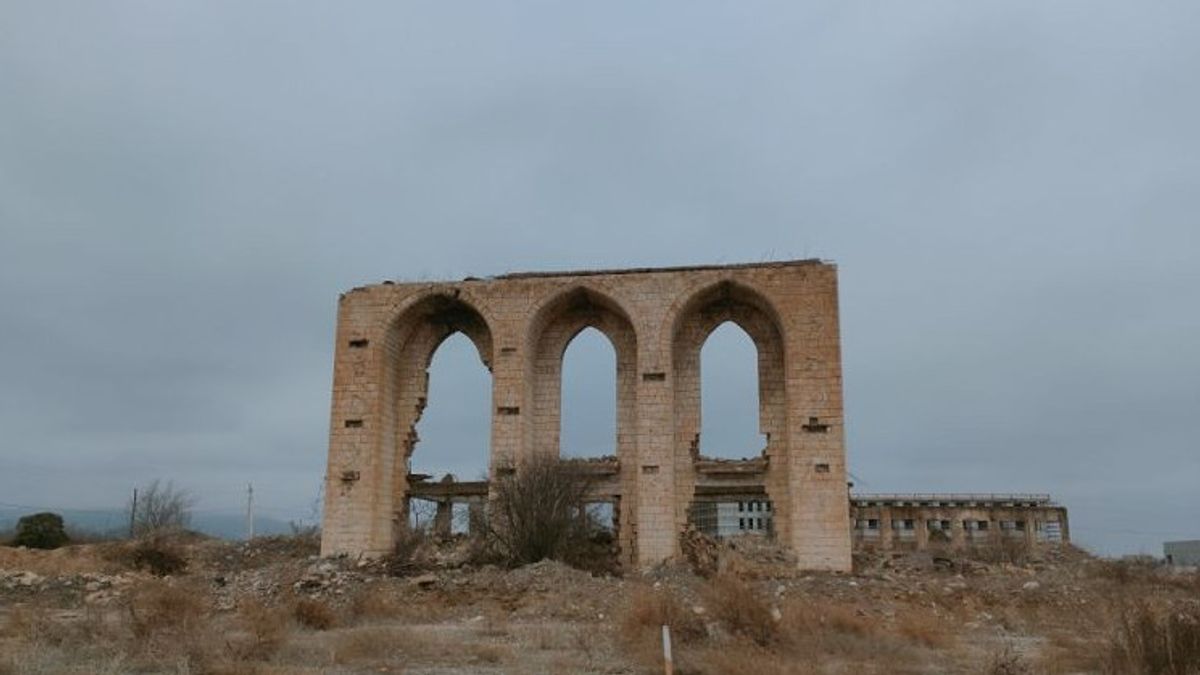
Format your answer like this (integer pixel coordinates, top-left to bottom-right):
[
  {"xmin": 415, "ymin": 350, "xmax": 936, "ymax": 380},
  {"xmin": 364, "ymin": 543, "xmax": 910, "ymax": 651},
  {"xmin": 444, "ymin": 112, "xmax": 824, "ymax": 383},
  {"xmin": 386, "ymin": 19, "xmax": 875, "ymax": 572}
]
[{"xmin": 493, "ymin": 258, "xmax": 828, "ymax": 280}]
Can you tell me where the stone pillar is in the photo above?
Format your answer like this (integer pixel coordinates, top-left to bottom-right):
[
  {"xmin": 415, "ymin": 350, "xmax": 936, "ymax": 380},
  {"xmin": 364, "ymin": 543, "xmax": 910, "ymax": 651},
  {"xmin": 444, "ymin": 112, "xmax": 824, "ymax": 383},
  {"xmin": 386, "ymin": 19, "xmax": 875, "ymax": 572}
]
[
  {"xmin": 915, "ymin": 514, "xmax": 929, "ymax": 551},
  {"xmin": 636, "ymin": 347, "xmax": 677, "ymax": 566},
  {"xmin": 433, "ymin": 499, "xmax": 452, "ymax": 537},
  {"xmin": 468, "ymin": 499, "xmax": 486, "ymax": 536},
  {"xmin": 879, "ymin": 506, "xmax": 894, "ymax": 551},
  {"xmin": 951, "ymin": 519, "xmax": 966, "ymax": 550}
]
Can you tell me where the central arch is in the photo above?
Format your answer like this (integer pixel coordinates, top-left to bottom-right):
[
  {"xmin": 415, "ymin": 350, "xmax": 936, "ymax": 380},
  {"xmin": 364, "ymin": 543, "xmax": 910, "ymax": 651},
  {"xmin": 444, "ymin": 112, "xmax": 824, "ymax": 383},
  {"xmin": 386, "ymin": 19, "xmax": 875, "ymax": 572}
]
[
  {"xmin": 668, "ymin": 280, "xmax": 789, "ymax": 542},
  {"xmin": 525, "ymin": 285, "xmax": 638, "ymax": 565}
]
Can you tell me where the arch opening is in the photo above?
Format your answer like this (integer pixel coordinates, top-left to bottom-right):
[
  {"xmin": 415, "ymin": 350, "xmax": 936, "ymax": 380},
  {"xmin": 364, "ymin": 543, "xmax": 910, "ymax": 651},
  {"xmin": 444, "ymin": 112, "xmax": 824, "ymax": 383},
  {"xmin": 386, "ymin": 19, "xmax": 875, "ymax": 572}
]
[
  {"xmin": 526, "ymin": 286, "xmax": 638, "ymax": 564},
  {"xmin": 671, "ymin": 280, "xmax": 787, "ymax": 542},
  {"xmin": 699, "ymin": 321, "xmax": 766, "ymax": 460},
  {"xmin": 380, "ymin": 294, "xmax": 494, "ymax": 542},
  {"xmin": 560, "ymin": 326, "xmax": 618, "ymax": 460},
  {"xmin": 407, "ymin": 332, "xmax": 492, "ymax": 534}
]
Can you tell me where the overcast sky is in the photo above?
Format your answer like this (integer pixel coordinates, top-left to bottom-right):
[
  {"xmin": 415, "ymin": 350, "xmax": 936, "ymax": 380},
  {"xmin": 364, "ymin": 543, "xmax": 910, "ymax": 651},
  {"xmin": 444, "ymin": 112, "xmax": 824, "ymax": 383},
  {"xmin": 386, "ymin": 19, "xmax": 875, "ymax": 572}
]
[{"xmin": 2, "ymin": 2, "xmax": 1197, "ymax": 554}]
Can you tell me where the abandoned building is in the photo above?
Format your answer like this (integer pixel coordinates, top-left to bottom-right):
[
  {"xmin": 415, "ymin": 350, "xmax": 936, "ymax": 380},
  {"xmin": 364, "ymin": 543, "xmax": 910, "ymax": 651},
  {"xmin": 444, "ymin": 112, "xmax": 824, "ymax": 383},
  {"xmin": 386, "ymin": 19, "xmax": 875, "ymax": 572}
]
[
  {"xmin": 848, "ymin": 493, "xmax": 1069, "ymax": 551},
  {"xmin": 321, "ymin": 260, "xmax": 853, "ymax": 571},
  {"xmin": 1164, "ymin": 540, "xmax": 1200, "ymax": 567}
]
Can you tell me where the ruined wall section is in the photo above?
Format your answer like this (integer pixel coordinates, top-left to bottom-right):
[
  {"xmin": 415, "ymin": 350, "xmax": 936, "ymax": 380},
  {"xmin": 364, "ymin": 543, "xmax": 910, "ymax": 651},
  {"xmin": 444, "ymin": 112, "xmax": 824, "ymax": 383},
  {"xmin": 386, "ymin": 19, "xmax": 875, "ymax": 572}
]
[{"xmin": 321, "ymin": 260, "xmax": 852, "ymax": 571}]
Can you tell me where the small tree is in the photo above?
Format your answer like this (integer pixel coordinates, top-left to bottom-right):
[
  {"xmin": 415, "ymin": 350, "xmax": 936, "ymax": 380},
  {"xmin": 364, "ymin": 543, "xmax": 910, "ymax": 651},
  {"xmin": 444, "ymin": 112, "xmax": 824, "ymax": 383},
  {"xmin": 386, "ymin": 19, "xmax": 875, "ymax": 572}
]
[
  {"xmin": 13, "ymin": 512, "xmax": 70, "ymax": 549},
  {"xmin": 484, "ymin": 456, "xmax": 599, "ymax": 568},
  {"xmin": 131, "ymin": 480, "xmax": 195, "ymax": 536}
]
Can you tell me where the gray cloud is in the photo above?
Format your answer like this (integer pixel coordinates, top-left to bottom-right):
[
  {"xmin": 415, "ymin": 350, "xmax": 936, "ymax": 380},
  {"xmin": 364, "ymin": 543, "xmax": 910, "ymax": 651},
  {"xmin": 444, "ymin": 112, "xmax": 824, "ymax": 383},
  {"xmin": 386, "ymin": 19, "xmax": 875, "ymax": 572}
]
[{"xmin": 2, "ymin": 1, "xmax": 1197, "ymax": 553}]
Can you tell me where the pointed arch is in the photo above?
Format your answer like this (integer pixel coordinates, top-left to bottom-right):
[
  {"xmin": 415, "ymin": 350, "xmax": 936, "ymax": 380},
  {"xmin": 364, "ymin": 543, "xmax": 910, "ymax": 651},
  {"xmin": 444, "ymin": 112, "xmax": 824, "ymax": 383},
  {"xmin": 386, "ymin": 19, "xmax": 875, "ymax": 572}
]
[
  {"xmin": 699, "ymin": 321, "xmax": 764, "ymax": 459},
  {"xmin": 668, "ymin": 278, "xmax": 789, "ymax": 542},
  {"xmin": 667, "ymin": 279, "xmax": 788, "ymax": 460},
  {"xmin": 375, "ymin": 292, "xmax": 495, "ymax": 545},
  {"xmin": 561, "ymin": 326, "xmax": 617, "ymax": 459},
  {"xmin": 524, "ymin": 285, "xmax": 638, "ymax": 462}
]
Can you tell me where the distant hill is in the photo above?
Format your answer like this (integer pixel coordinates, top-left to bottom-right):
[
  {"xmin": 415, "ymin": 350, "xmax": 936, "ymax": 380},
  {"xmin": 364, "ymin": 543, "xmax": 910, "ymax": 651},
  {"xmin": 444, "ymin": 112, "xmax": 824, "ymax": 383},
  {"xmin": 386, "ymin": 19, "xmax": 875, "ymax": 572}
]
[{"xmin": 0, "ymin": 506, "xmax": 297, "ymax": 540}]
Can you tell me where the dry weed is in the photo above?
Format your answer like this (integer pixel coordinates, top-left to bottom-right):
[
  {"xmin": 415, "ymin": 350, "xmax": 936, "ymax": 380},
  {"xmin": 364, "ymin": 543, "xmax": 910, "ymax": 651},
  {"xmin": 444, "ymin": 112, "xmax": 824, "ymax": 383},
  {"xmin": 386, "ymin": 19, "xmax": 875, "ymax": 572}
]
[
  {"xmin": 680, "ymin": 645, "xmax": 816, "ymax": 675},
  {"xmin": 981, "ymin": 642, "xmax": 1033, "ymax": 675},
  {"xmin": 621, "ymin": 585, "xmax": 707, "ymax": 646},
  {"xmin": 1105, "ymin": 602, "xmax": 1200, "ymax": 674},
  {"xmin": 470, "ymin": 643, "xmax": 511, "ymax": 664},
  {"xmin": 293, "ymin": 598, "xmax": 337, "ymax": 631},
  {"xmin": 331, "ymin": 626, "xmax": 408, "ymax": 665},
  {"xmin": 705, "ymin": 575, "xmax": 779, "ymax": 647},
  {"xmin": 228, "ymin": 599, "xmax": 291, "ymax": 661},
  {"xmin": 345, "ymin": 583, "xmax": 400, "ymax": 621},
  {"xmin": 894, "ymin": 608, "xmax": 956, "ymax": 649}
]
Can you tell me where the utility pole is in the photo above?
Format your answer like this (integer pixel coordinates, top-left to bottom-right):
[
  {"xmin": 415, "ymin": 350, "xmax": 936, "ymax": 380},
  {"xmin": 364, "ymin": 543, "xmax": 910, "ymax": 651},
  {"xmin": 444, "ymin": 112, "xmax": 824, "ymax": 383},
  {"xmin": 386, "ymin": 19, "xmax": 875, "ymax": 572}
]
[
  {"xmin": 246, "ymin": 483, "xmax": 255, "ymax": 540},
  {"xmin": 129, "ymin": 488, "xmax": 138, "ymax": 539}
]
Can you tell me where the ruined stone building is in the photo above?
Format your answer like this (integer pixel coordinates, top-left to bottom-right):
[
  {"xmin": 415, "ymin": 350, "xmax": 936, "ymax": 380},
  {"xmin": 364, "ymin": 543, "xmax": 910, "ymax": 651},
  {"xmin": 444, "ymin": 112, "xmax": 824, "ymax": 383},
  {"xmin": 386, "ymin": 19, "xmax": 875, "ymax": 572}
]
[
  {"xmin": 321, "ymin": 260, "xmax": 852, "ymax": 571},
  {"xmin": 320, "ymin": 260, "xmax": 1069, "ymax": 571}
]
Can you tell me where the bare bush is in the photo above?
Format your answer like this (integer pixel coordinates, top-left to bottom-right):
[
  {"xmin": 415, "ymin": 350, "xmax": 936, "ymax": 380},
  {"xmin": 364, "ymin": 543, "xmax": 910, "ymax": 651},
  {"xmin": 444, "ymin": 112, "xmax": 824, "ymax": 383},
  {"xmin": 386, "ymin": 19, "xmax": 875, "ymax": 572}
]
[
  {"xmin": 483, "ymin": 457, "xmax": 602, "ymax": 569},
  {"xmin": 126, "ymin": 535, "xmax": 188, "ymax": 576},
  {"xmin": 130, "ymin": 480, "xmax": 196, "ymax": 536}
]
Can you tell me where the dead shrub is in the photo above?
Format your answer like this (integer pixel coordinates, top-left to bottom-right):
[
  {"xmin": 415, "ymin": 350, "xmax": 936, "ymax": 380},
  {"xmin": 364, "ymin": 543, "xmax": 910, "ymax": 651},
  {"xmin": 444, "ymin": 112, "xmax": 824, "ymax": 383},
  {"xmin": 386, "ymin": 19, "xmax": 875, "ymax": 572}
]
[
  {"xmin": 384, "ymin": 526, "xmax": 429, "ymax": 576},
  {"xmin": 293, "ymin": 598, "xmax": 337, "ymax": 630},
  {"xmin": 124, "ymin": 535, "xmax": 188, "ymax": 576},
  {"xmin": 346, "ymin": 585, "xmax": 400, "ymax": 621},
  {"xmin": 621, "ymin": 586, "xmax": 707, "ymax": 647},
  {"xmin": 482, "ymin": 456, "xmax": 606, "ymax": 570},
  {"xmin": 706, "ymin": 575, "xmax": 779, "ymax": 647},
  {"xmin": 227, "ymin": 599, "xmax": 291, "ymax": 661},
  {"xmin": 1105, "ymin": 602, "xmax": 1200, "ymax": 674},
  {"xmin": 123, "ymin": 579, "xmax": 223, "ymax": 668},
  {"xmin": 126, "ymin": 580, "xmax": 207, "ymax": 640},
  {"xmin": 982, "ymin": 643, "xmax": 1033, "ymax": 675}
]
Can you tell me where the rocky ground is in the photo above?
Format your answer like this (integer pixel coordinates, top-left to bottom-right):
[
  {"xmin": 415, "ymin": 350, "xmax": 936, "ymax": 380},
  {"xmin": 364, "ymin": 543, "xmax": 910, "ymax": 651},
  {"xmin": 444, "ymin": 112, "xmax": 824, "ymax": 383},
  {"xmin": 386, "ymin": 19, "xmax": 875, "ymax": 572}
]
[{"xmin": 1, "ymin": 534, "xmax": 1198, "ymax": 674}]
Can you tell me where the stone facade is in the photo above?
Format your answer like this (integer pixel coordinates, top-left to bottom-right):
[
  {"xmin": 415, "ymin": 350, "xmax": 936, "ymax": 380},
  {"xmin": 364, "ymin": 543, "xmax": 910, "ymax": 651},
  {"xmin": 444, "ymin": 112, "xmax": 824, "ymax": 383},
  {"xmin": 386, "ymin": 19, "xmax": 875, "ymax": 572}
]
[{"xmin": 320, "ymin": 260, "xmax": 852, "ymax": 571}]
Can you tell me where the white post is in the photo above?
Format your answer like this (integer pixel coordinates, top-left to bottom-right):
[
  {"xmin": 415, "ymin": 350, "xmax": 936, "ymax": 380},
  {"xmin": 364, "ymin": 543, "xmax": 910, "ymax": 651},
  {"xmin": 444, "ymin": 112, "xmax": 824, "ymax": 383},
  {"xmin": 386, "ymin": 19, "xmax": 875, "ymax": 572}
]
[{"xmin": 662, "ymin": 624, "xmax": 673, "ymax": 675}]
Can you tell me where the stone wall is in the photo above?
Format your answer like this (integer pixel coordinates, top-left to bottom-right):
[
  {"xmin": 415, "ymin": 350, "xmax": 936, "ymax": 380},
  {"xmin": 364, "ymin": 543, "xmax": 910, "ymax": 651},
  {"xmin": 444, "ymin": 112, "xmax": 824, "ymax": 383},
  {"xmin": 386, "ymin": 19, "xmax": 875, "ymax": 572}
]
[{"xmin": 320, "ymin": 260, "xmax": 851, "ymax": 571}]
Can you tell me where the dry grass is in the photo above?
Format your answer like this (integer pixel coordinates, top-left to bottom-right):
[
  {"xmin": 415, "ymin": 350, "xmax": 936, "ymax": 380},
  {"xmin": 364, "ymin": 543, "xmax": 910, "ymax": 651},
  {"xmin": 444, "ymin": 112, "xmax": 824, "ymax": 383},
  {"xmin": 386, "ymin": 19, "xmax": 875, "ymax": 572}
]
[
  {"xmin": 621, "ymin": 585, "xmax": 707, "ymax": 645},
  {"xmin": 292, "ymin": 598, "xmax": 337, "ymax": 631},
  {"xmin": 1105, "ymin": 602, "xmax": 1200, "ymax": 674},
  {"xmin": 893, "ymin": 608, "xmax": 956, "ymax": 649},
  {"xmin": 705, "ymin": 574, "xmax": 779, "ymax": 646},
  {"xmin": 330, "ymin": 626, "xmax": 405, "ymax": 665},
  {"xmin": 469, "ymin": 642, "xmax": 512, "ymax": 664},
  {"xmin": 228, "ymin": 599, "xmax": 291, "ymax": 661},
  {"xmin": 680, "ymin": 645, "xmax": 817, "ymax": 675},
  {"xmin": 981, "ymin": 643, "xmax": 1034, "ymax": 675}
]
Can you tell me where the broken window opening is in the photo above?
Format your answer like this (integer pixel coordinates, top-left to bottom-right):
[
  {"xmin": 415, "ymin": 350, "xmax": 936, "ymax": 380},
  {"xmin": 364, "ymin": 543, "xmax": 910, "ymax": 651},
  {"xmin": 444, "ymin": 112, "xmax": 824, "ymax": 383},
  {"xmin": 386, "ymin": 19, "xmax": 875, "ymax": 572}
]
[
  {"xmin": 699, "ymin": 321, "xmax": 766, "ymax": 460},
  {"xmin": 689, "ymin": 498, "xmax": 775, "ymax": 538},
  {"xmin": 409, "ymin": 332, "xmax": 492, "ymax": 484}
]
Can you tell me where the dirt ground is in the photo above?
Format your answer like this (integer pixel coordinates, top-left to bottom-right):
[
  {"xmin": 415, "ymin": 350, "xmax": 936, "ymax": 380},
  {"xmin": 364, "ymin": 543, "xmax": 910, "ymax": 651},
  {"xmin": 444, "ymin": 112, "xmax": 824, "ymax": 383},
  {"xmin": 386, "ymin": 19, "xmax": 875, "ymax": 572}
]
[{"xmin": 1, "ymin": 533, "xmax": 1197, "ymax": 674}]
